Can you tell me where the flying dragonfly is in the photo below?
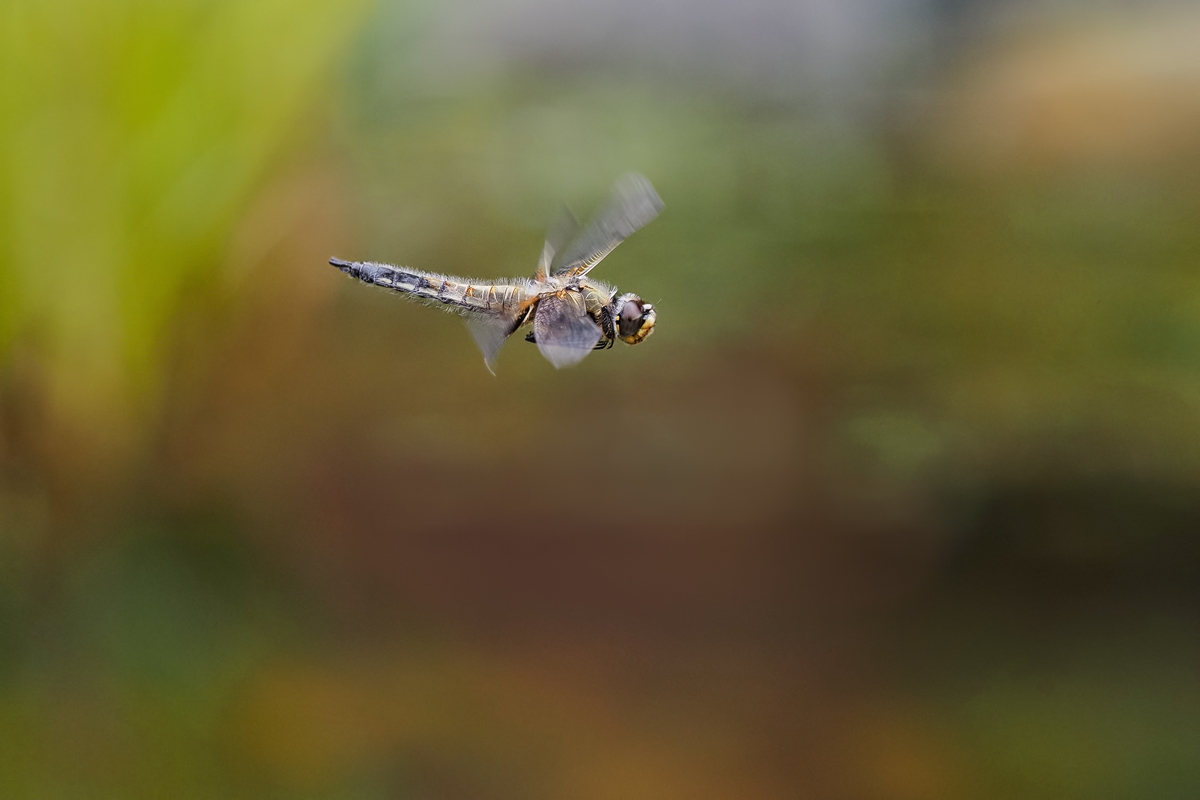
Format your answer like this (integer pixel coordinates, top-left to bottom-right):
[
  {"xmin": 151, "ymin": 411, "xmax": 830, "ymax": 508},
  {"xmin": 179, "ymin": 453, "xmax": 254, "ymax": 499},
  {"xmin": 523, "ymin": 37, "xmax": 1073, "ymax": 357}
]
[{"xmin": 331, "ymin": 173, "xmax": 663, "ymax": 372}]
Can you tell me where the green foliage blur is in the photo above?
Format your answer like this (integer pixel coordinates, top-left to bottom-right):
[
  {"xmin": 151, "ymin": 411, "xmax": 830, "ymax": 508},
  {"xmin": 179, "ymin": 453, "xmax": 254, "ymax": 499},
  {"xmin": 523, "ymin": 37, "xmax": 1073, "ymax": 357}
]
[{"xmin": 2, "ymin": 1, "xmax": 1199, "ymax": 798}]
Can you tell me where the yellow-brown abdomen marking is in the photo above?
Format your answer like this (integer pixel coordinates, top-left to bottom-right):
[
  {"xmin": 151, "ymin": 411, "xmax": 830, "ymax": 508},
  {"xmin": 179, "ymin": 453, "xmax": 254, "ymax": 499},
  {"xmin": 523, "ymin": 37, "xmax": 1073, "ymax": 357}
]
[{"xmin": 464, "ymin": 284, "xmax": 491, "ymax": 310}]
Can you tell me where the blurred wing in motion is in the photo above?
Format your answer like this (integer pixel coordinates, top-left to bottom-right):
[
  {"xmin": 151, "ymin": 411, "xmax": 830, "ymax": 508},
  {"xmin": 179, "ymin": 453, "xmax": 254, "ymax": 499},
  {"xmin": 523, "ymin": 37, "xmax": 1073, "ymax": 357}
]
[
  {"xmin": 535, "ymin": 206, "xmax": 580, "ymax": 281},
  {"xmin": 533, "ymin": 292, "xmax": 603, "ymax": 368},
  {"xmin": 466, "ymin": 312, "xmax": 523, "ymax": 375},
  {"xmin": 552, "ymin": 173, "xmax": 664, "ymax": 278}
]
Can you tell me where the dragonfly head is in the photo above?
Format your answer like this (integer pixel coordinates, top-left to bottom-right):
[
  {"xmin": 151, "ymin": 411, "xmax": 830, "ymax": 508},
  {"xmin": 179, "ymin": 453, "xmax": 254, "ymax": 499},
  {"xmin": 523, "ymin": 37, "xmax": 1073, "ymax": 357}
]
[{"xmin": 614, "ymin": 293, "xmax": 656, "ymax": 345}]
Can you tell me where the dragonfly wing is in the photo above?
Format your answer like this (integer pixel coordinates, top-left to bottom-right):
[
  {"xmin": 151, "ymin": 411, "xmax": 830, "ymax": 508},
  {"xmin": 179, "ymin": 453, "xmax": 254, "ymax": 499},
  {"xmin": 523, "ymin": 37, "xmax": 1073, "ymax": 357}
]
[
  {"xmin": 466, "ymin": 312, "xmax": 523, "ymax": 375},
  {"xmin": 533, "ymin": 292, "xmax": 603, "ymax": 369},
  {"xmin": 535, "ymin": 206, "xmax": 580, "ymax": 281},
  {"xmin": 552, "ymin": 173, "xmax": 663, "ymax": 278}
]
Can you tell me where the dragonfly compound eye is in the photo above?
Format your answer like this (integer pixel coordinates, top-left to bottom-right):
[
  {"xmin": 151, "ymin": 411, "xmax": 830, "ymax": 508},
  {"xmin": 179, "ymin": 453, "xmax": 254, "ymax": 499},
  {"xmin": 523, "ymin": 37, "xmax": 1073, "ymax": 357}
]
[
  {"xmin": 615, "ymin": 294, "xmax": 655, "ymax": 344},
  {"xmin": 617, "ymin": 297, "xmax": 646, "ymax": 339}
]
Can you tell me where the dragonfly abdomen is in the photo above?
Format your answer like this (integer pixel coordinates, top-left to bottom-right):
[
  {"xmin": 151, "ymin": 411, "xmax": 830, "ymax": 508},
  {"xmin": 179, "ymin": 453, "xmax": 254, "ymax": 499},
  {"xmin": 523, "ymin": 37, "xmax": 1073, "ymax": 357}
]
[
  {"xmin": 331, "ymin": 258, "xmax": 438, "ymax": 296},
  {"xmin": 331, "ymin": 258, "xmax": 533, "ymax": 315}
]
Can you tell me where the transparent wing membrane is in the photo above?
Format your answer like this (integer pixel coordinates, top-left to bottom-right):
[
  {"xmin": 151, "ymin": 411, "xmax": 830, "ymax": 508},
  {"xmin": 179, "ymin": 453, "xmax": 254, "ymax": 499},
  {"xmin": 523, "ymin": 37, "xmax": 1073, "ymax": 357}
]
[
  {"xmin": 533, "ymin": 292, "xmax": 603, "ymax": 368},
  {"xmin": 536, "ymin": 206, "xmax": 580, "ymax": 281},
  {"xmin": 552, "ymin": 173, "xmax": 664, "ymax": 278},
  {"xmin": 466, "ymin": 313, "xmax": 523, "ymax": 375}
]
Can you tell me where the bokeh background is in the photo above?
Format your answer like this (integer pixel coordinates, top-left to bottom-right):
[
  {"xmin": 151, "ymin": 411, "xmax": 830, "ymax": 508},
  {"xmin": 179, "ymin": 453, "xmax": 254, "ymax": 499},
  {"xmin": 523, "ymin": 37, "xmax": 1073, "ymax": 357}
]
[{"xmin": 3, "ymin": 0, "xmax": 1200, "ymax": 797}]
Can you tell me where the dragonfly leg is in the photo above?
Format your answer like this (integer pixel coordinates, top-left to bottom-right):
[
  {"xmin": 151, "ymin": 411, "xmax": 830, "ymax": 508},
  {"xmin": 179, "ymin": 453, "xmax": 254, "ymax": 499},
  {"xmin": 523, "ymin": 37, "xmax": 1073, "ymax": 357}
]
[{"xmin": 526, "ymin": 331, "xmax": 611, "ymax": 349}]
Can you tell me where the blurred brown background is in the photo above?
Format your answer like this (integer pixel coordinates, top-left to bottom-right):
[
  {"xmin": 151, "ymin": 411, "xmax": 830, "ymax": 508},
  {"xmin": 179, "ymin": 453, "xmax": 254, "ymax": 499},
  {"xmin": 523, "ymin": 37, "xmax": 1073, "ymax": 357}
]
[{"xmin": 2, "ymin": 1, "xmax": 1199, "ymax": 797}]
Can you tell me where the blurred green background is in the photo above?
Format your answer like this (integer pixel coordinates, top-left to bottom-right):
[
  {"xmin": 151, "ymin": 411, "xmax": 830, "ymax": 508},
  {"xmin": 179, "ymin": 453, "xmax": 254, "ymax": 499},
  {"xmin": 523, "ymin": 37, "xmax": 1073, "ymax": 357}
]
[{"xmin": 2, "ymin": 0, "xmax": 1200, "ymax": 797}]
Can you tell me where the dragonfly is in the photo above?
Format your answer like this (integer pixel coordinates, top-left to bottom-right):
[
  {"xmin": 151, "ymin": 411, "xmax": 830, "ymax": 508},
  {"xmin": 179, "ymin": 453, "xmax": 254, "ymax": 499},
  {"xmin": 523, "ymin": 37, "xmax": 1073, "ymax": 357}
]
[{"xmin": 331, "ymin": 173, "xmax": 663, "ymax": 373}]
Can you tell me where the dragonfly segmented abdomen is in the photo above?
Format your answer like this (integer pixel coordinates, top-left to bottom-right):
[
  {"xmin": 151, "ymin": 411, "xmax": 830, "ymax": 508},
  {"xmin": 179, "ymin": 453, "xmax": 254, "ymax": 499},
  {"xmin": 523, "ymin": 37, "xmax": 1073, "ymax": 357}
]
[{"xmin": 331, "ymin": 258, "xmax": 534, "ymax": 316}]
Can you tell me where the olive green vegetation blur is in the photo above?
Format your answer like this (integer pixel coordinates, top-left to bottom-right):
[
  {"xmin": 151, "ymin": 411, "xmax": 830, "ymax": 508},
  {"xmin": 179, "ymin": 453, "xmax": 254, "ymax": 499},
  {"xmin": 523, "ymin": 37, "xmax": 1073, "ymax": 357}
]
[
  {"xmin": 0, "ymin": 0, "xmax": 370, "ymax": 461},
  {"xmin": 3, "ymin": 2, "xmax": 1200, "ymax": 799}
]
